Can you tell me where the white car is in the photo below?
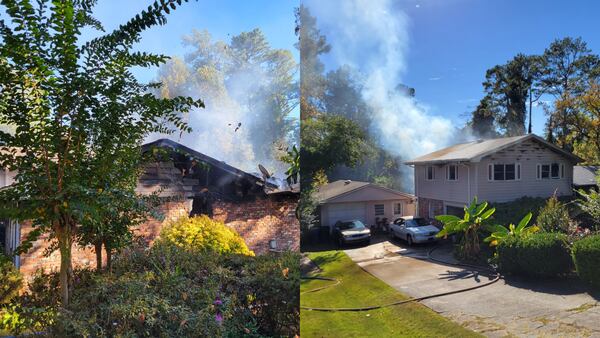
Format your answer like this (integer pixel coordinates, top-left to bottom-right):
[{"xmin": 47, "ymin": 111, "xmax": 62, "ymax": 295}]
[{"xmin": 389, "ymin": 216, "xmax": 440, "ymax": 245}]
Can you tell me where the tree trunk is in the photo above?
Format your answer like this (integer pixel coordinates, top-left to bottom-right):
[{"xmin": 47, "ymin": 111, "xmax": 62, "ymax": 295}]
[
  {"xmin": 105, "ymin": 243, "xmax": 112, "ymax": 273},
  {"xmin": 57, "ymin": 226, "xmax": 74, "ymax": 305},
  {"xmin": 94, "ymin": 241, "xmax": 103, "ymax": 271}
]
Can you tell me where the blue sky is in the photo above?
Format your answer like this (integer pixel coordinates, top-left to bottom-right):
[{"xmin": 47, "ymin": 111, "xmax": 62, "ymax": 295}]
[
  {"xmin": 398, "ymin": 0, "xmax": 600, "ymax": 135},
  {"xmin": 309, "ymin": 0, "xmax": 600, "ymax": 136},
  {"xmin": 83, "ymin": 0, "xmax": 298, "ymax": 83}
]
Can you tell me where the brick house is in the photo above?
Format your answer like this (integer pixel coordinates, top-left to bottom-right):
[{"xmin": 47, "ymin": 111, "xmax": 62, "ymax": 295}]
[{"xmin": 2, "ymin": 139, "xmax": 299, "ymax": 278}]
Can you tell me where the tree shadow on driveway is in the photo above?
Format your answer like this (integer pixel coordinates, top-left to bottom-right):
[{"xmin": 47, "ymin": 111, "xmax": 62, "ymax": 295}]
[{"xmin": 503, "ymin": 274, "xmax": 600, "ymax": 300}]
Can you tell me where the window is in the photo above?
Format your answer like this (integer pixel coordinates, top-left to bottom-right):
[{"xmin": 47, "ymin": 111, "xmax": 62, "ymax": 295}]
[
  {"xmin": 394, "ymin": 202, "xmax": 402, "ymax": 215},
  {"xmin": 537, "ymin": 163, "xmax": 561, "ymax": 180},
  {"xmin": 426, "ymin": 166, "xmax": 435, "ymax": 180},
  {"xmin": 374, "ymin": 204, "xmax": 385, "ymax": 216},
  {"xmin": 446, "ymin": 165, "xmax": 457, "ymax": 181},
  {"xmin": 489, "ymin": 163, "xmax": 520, "ymax": 181}
]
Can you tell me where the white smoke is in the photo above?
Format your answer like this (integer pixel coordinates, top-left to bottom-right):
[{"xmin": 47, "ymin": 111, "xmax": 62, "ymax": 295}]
[
  {"xmin": 305, "ymin": 0, "xmax": 458, "ymax": 189},
  {"xmin": 146, "ymin": 30, "xmax": 297, "ymax": 177}
]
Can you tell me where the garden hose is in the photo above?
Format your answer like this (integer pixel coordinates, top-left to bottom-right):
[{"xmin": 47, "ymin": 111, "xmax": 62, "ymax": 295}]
[{"xmin": 300, "ymin": 245, "xmax": 501, "ymax": 312}]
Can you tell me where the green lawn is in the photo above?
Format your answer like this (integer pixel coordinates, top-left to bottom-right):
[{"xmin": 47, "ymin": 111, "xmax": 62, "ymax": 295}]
[{"xmin": 301, "ymin": 251, "xmax": 481, "ymax": 338}]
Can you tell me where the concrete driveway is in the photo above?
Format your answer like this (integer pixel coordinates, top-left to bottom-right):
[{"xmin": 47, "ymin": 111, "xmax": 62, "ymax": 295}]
[{"xmin": 344, "ymin": 235, "xmax": 600, "ymax": 337}]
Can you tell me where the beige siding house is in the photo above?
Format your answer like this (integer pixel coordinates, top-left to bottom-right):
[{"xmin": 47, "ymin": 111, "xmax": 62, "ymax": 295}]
[
  {"xmin": 405, "ymin": 134, "xmax": 582, "ymax": 218},
  {"xmin": 315, "ymin": 180, "xmax": 416, "ymax": 231}
]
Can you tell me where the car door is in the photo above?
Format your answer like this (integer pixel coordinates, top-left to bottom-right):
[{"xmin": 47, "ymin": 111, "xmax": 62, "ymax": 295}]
[{"xmin": 391, "ymin": 218, "xmax": 404, "ymax": 238}]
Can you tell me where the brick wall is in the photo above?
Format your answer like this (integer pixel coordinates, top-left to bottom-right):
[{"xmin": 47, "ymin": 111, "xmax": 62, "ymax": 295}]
[
  {"xmin": 212, "ymin": 195, "xmax": 300, "ymax": 254},
  {"xmin": 18, "ymin": 194, "xmax": 298, "ymax": 278},
  {"xmin": 19, "ymin": 221, "xmax": 97, "ymax": 277}
]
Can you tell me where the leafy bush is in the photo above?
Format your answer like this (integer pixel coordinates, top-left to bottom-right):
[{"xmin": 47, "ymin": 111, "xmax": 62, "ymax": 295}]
[
  {"xmin": 537, "ymin": 195, "xmax": 571, "ymax": 233},
  {"xmin": 158, "ymin": 215, "xmax": 254, "ymax": 256},
  {"xmin": 484, "ymin": 212, "xmax": 539, "ymax": 247},
  {"xmin": 4, "ymin": 243, "xmax": 299, "ymax": 337},
  {"xmin": 572, "ymin": 235, "xmax": 600, "ymax": 289},
  {"xmin": 0, "ymin": 253, "xmax": 22, "ymax": 305},
  {"xmin": 492, "ymin": 196, "xmax": 573, "ymax": 226},
  {"xmin": 497, "ymin": 233, "xmax": 572, "ymax": 277},
  {"xmin": 577, "ymin": 186, "xmax": 600, "ymax": 231}
]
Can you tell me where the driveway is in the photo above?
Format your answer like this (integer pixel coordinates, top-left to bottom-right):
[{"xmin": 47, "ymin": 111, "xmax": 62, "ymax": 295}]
[{"xmin": 344, "ymin": 235, "xmax": 600, "ymax": 337}]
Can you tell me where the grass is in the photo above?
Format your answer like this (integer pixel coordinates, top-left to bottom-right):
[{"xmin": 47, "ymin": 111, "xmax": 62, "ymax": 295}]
[{"xmin": 300, "ymin": 250, "xmax": 482, "ymax": 338}]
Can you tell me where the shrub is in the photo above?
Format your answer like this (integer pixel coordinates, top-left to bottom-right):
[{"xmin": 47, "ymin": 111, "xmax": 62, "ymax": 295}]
[
  {"xmin": 158, "ymin": 215, "xmax": 254, "ymax": 256},
  {"xmin": 536, "ymin": 195, "xmax": 571, "ymax": 233},
  {"xmin": 497, "ymin": 233, "xmax": 572, "ymax": 277},
  {"xmin": 572, "ymin": 235, "xmax": 600, "ymax": 289},
  {"xmin": 0, "ymin": 253, "xmax": 22, "ymax": 305},
  {"xmin": 6, "ymin": 243, "xmax": 299, "ymax": 337}
]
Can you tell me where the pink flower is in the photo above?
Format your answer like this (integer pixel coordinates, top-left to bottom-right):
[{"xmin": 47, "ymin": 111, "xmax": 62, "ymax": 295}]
[{"xmin": 215, "ymin": 312, "xmax": 223, "ymax": 325}]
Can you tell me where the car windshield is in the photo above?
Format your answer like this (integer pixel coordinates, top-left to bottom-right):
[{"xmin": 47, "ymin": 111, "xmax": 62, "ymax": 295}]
[
  {"xmin": 338, "ymin": 220, "xmax": 366, "ymax": 230},
  {"xmin": 405, "ymin": 218, "xmax": 429, "ymax": 227}
]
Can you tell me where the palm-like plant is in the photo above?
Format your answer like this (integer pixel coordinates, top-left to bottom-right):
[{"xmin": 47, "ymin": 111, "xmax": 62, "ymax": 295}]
[
  {"xmin": 484, "ymin": 212, "xmax": 539, "ymax": 247},
  {"xmin": 435, "ymin": 197, "xmax": 496, "ymax": 260}
]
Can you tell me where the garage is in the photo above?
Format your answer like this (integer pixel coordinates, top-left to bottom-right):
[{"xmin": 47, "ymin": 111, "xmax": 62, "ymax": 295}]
[
  {"xmin": 326, "ymin": 203, "xmax": 367, "ymax": 226},
  {"xmin": 315, "ymin": 180, "xmax": 416, "ymax": 232}
]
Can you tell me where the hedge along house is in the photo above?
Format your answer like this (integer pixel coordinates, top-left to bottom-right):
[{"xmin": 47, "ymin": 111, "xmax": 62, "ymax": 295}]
[
  {"xmin": 7, "ymin": 139, "xmax": 299, "ymax": 278},
  {"xmin": 315, "ymin": 180, "xmax": 416, "ymax": 232},
  {"xmin": 405, "ymin": 134, "xmax": 582, "ymax": 219}
]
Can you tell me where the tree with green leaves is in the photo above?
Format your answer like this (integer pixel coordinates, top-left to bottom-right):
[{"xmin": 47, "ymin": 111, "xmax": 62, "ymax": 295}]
[
  {"xmin": 482, "ymin": 54, "xmax": 541, "ymax": 136},
  {"xmin": 469, "ymin": 95, "xmax": 498, "ymax": 138},
  {"xmin": 435, "ymin": 197, "xmax": 497, "ymax": 260},
  {"xmin": 157, "ymin": 28, "xmax": 298, "ymax": 170},
  {"xmin": 300, "ymin": 114, "xmax": 371, "ymax": 186},
  {"xmin": 0, "ymin": 0, "xmax": 201, "ymax": 305},
  {"xmin": 541, "ymin": 37, "xmax": 600, "ymax": 146}
]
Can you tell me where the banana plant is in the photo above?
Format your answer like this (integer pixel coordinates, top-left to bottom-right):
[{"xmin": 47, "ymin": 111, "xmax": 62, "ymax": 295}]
[
  {"xmin": 483, "ymin": 212, "xmax": 539, "ymax": 247},
  {"xmin": 435, "ymin": 197, "xmax": 496, "ymax": 260}
]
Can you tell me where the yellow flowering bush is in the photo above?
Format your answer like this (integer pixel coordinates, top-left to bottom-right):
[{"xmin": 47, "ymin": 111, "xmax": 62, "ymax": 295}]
[{"xmin": 158, "ymin": 215, "xmax": 254, "ymax": 256}]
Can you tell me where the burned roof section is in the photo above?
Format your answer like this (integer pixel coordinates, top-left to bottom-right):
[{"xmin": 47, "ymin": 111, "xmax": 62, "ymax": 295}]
[{"xmin": 139, "ymin": 138, "xmax": 277, "ymax": 202}]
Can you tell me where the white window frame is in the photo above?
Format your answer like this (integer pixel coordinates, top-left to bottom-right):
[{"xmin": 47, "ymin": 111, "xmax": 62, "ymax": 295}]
[
  {"xmin": 446, "ymin": 164, "xmax": 458, "ymax": 181},
  {"xmin": 537, "ymin": 163, "xmax": 562, "ymax": 180},
  {"xmin": 393, "ymin": 202, "xmax": 403, "ymax": 215},
  {"xmin": 426, "ymin": 166, "xmax": 435, "ymax": 181},
  {"xmin": 374, "ymin": 204, "xmax": 385, "ymax": 216},
  {"xmin": 488, "ymin": 163, "xmax": 521, "ymax": 181}
]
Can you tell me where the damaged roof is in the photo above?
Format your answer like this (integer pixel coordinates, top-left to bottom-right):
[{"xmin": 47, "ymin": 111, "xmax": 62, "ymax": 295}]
[
  {"xmin": 315, "ymin": 180, "xmax": 415, "ymax": 204},
  {"xmin": 405, "ymin": 134, "xmax": 582, "ymax": 165},
  {"xmin": 141, "ymin": 138, "xmax": 277, "ymax": 189}
]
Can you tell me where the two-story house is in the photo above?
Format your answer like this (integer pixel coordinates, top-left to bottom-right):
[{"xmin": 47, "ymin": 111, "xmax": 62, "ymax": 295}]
[{"xmin": 405, "ymin": 134, "xmax": 582, "ymax": 218}]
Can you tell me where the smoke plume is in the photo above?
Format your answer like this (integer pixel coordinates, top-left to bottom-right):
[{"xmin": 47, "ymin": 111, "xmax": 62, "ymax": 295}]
[
  {"xmin": 147, "ymin": 30, "xmax": 297, "ymax": 178},
  {"xmin": 304, "ymin": 0, "xmax": 458, "ymax": 189}
]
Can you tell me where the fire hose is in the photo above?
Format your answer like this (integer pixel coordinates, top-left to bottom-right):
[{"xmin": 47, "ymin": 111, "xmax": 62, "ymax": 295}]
[{"xmin": 300, "ymin": 245, "xmax": 501, "ymax": 312}]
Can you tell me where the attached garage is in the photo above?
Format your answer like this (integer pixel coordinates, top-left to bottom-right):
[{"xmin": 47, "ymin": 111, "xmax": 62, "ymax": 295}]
[
  {"xmin": 315, "ymin": 180, "xmax": 416, "ymax": 232},
  {"xmin": 324, "ymin": 202, "xmax": 367, "ymax": 227}
]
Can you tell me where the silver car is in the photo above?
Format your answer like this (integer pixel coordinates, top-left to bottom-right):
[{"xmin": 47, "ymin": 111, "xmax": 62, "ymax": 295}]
[
  {"xmin": 389, "ymin": 216, "xmax": 439, "ymax": 245},
  {"xmin": 333, "ymin": 220, "xmax": 371, "ymax": 246}
]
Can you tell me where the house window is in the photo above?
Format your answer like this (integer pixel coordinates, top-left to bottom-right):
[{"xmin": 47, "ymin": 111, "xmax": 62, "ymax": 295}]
[
  {"xmin": 489, "ymin": 163, "xmax": 520, "ymax": 181},
  {"xmin": 394, "ymin": 202, "xmax": 402, "ymax": 215},
  {"xmin": 537, "ymin": 163, "xmax": 561, "ymax": 180},
  {"xmin": 426, "ymin": 166, "xmax": 435, "ymax": 181},
  {"xmin": 446, "ymin": 165, "xmax": 457, "ymax": 181},
  {"xmin": 374, "ymin": 204, "xmax": 385, "ymax": 216}
]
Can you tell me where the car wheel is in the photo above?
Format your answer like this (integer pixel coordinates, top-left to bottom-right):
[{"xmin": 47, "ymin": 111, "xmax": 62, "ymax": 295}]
[
  {"xmin": 337, "ymin": 237, "xmax": 344, "ymax": 248},
  {"xmin": 407, "ymin": 235, "xmax": 413, "ymax": 246},
  {"xmin": 389, "ymin": 229, "xmax": 395, "ymax": 239}
]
